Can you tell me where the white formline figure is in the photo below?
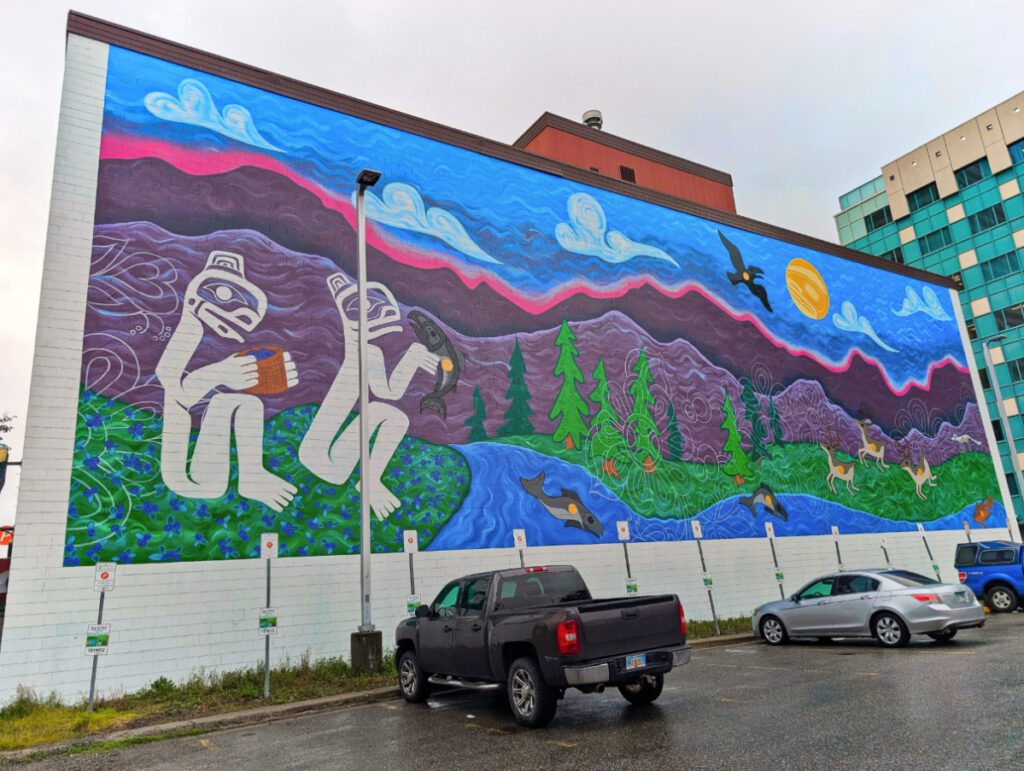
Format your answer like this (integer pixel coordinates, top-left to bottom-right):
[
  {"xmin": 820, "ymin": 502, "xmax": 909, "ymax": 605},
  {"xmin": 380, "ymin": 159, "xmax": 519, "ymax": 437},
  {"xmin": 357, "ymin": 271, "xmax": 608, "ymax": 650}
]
[
  {"xmin": 156, "ymin": 251, "xmax": 299, "ymax": 512},
  {"xmin": 299, "ymin": 273, "xmax": 438, "ymax": 520}
]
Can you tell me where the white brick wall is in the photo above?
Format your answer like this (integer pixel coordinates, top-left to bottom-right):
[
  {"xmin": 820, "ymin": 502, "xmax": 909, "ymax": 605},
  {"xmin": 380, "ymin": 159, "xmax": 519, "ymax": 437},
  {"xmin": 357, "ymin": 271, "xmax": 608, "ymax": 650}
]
[{"xmin": 0, "ymin": 34, "xmax": 1015, "ymax": 705}]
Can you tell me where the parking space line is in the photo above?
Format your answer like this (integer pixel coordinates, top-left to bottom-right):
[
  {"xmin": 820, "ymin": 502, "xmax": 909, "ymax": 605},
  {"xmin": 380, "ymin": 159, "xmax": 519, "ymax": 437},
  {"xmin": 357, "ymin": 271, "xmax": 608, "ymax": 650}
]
[{"xmin": 546, "ymin": 740, "xmax": 578, "ymax": 748}]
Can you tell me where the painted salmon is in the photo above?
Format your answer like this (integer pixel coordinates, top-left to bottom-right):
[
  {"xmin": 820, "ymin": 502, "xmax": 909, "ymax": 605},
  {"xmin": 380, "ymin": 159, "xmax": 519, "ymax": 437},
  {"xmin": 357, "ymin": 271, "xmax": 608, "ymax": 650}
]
[{"xmin": 408, "ymin": 310, "xmax": 463, "ymax": 420}]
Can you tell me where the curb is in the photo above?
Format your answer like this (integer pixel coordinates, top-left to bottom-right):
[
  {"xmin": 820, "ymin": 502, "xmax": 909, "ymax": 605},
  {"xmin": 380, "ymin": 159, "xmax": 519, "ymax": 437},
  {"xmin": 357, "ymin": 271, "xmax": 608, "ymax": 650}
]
[
  {"xmin": 0, "ymin": 686, "xmax": 400, "ymax": 763},
  {"xmin": 690, "ymin": 633, "xmax": 758, "ymax": 649}
]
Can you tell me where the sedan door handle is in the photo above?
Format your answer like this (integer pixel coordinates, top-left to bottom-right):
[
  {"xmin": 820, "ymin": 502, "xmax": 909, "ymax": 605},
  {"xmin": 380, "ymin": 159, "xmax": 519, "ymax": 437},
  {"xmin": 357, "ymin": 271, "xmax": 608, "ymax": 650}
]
[
  {"xmin": 471, "ymin": 623, "xmax": 483, "ymax": 632},
  {"xmin": 442, "ymin": 625, "xmax": 453, "ymax": 632}
]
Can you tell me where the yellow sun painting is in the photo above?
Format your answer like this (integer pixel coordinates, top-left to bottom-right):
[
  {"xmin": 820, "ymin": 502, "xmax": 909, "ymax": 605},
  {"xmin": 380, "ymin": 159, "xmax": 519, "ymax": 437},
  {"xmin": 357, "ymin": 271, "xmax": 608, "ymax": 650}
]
[{"xmin": 785, "ymin": 258, "xmax": 829, "ymax": 320}]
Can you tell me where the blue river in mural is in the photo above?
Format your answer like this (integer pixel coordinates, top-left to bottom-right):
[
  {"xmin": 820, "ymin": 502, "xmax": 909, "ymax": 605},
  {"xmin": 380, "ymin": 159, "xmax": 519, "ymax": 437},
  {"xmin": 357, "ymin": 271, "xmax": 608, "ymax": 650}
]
[{"xmin": 426, "ymin": 443, "xmax": 1005, "ymax": 550}]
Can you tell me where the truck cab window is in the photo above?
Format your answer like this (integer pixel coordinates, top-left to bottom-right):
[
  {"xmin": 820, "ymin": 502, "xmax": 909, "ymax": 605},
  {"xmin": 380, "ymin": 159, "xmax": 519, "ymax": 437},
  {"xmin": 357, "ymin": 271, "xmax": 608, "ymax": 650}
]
[
  {"xmin": 459, "ymin": 577, "xmax": 490, "ymax": 616},
  {"xmin": 433, "ymin": 581, "xmax": 461, "ymax": 617}
]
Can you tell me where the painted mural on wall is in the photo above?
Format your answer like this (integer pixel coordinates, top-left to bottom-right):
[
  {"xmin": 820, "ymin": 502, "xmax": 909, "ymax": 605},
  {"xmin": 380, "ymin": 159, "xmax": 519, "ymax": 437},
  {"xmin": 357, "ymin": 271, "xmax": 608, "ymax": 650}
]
[{"xmin": 63, "ymin": 46, "xmax": 1006, "ymax": 566}]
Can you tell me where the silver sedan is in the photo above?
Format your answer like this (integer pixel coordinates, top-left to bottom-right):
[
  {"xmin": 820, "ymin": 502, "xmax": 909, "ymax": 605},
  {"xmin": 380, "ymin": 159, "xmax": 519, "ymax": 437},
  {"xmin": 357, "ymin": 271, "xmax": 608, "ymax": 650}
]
[{"xmin": 753, "ymin": 569, "xmax": 986, "ymax": 648}]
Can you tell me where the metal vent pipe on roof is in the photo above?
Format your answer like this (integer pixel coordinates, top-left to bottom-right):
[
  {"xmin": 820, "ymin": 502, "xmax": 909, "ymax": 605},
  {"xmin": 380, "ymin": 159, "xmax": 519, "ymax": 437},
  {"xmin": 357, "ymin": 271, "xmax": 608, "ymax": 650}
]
[{"xmin": 582, "ymin": 109, "xmax": 603, "ymax": 130}]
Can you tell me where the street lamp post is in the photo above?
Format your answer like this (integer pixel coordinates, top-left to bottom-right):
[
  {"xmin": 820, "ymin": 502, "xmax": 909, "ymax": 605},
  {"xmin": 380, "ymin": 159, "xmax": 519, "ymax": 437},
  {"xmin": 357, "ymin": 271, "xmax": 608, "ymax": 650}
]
[
  {"xmin": 352, "ymin": 168, "xmax": 382, "ymax": 670},
  {"xmin": 982, "ymin": 335, "xmax": 1024, "ymax": 541}
]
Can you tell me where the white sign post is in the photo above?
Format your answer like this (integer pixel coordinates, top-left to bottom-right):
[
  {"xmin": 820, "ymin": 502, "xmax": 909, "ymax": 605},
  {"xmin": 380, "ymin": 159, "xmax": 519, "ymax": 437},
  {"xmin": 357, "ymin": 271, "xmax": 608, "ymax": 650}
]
[
  {"xmin": 690, "ymin": 520, "xmax": 719, "ymax": 635},
  {"xmin": 513, "ymin": 529, "xmax": 527, "ymax": 568},
  {"xmin": 916, "ymin": 523, "xmax": 941, "ymax": 580},
  {"xmin": 260, "ymin": 534, "xmax": 279, "ymax": 698},
  {"xmin": 87, "ymin": 562, "xmax": 116, "ymax": 712},
  {"xmin": 404, "ymin": 530, "xmax": 419, "ymax": 612},
  {"xmin": 764, "ymin": 522, "xmax": 785, "ymax": 599},
  {"xmin": 831, "ymin": 525, "xmax": 844, "ymax": 569},
  {"xmin": 616, "ymin": 520, "xmax": 634, "ymax": 593}
]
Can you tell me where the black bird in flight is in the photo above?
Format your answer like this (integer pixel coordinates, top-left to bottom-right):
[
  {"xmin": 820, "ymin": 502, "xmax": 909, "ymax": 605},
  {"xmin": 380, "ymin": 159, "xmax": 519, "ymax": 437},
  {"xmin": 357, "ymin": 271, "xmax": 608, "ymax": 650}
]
[{"xmin": 719, "ymin": 231, "xmax": 773, "ymax": 312}]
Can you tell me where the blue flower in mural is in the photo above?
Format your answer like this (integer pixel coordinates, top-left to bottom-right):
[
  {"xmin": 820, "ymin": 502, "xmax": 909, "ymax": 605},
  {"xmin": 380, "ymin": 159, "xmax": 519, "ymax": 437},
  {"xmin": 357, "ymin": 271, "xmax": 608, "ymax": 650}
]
[
  {"xmin": 169, "ymin": 498, "xmax": 186, "ymax": 512},
  {"xmin": 217, "ymin": 539, "xmax": 238, "ymax": 558},
  {"xmin": 320, "ymin": 538, "xmax": 337, "ymax": 555},
  {"xmin": 237, "ymin": 526, "xmax": 249, "ymax": 542},
  {"xmin": 262, "ymin": 513, "xmax": 274, "ymax": 529},
  {"xmin": 85, "ymin": 413, "xmax": 104, "ymax": 429},
  {"xmin": 115, "ymin": 549, "xmax": 136, "ymax": 563},
  {"xmin": 164, "ymin": 516, "xmax": 181, "ymax": 535},
  {"xmin": 194, "ymin": 533, "xmax": 207, "ymax": 547},
  {"xmin": 84, "ymin": 486, "xmax": 99, "ymax": 500},
  {"xmin": 196, "ymin": 504, "xmax": 210, "ymax": 519},
  {"xmin": 128, "ymin": 422, "xmax": 145, "ymax": 439},
  {"xmin": 68, "ymin": 504, "xmax": 78, "ymax": 520},
  {"xmin": 87, "ymin": 523, "xmax": 96, "ymax": 538},
  {"xmin": 86, "ymin": 543, "xmax": 102, "ymax": 562},
  {"xmin": 217, "ymin": 514, "xmax": 231, "ymax": 527},
  {"xmin": 149, "ymin": 545, "xmax": 182, "ymax": 562},
  {"xmin": 297, "ymin": 546, "xmax": 308, "ymax": 557},
  {"xmin": 142, "ymin": 501, "xmax": 159, "ymax": 518},
  {"xmin": 83, "ymin": 455, "xmax": 101, "ymax": 470},
  {"xmin": 281, "ymin": 522, "xmax": 297, "ymax": 537},
  {"xmin": 136, "ymin": 533, "xmax": 152, "ymax": 547},
  {"xmin": 104, "ymin": 439, "xmax": 115, "ymax": 450}
]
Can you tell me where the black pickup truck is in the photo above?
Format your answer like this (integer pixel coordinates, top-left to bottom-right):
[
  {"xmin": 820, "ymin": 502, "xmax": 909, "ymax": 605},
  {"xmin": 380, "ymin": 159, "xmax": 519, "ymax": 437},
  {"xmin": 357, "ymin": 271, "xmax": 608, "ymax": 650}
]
[{"xmin": 395, "ymin": 565, "xmax": 690, "ymax": 726}]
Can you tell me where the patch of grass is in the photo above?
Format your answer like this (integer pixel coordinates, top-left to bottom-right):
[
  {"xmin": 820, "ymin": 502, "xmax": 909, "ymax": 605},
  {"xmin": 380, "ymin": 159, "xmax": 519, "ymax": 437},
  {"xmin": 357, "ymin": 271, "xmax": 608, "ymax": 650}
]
[
  {"xmin": 0, "ymin": 654, "xmax": 397, "ymax": 752},
  {"xmin": 0, "ymin": 688, "xmax": 139, "ymax": 752},
  {"xmin": 688, "ymin": 616, "xmax": 752, "ymax": 639}
]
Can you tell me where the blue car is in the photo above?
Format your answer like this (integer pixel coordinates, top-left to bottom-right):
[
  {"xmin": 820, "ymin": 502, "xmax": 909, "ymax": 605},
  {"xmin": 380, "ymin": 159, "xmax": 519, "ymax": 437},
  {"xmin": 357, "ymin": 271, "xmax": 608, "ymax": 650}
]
[{"xmin": 954, "ymin": 541, "xmax": 1023, "ymax": 613}]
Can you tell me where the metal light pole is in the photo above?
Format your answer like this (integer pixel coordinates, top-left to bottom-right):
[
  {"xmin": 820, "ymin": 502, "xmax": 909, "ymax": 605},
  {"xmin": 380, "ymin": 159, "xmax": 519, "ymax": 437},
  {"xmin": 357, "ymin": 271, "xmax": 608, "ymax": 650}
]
[
  {"xmin": 355, "ymin": 169, "xmax": 381, "ymax": 634},
  {"xmin": 982, "ymin": 335, "xmax": 1024, "ymax": 540}
]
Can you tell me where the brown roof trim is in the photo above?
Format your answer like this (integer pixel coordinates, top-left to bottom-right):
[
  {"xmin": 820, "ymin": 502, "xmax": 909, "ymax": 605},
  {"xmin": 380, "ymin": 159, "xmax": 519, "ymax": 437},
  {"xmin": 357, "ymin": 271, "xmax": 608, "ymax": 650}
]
[
  {"xmin": 64, "ymin": 11, "xmax": 957, "ymax": 291},
  {"xmin": 514, "ymin": 111, "xmax": 734, "ymax": 187}
]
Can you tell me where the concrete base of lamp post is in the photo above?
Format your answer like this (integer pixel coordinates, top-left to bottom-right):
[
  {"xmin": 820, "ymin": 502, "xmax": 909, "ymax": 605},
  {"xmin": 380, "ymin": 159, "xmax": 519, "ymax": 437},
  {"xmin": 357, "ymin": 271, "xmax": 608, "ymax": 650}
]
[{"xmin": 351, "ymin": 630, "xmax": 383, "ymax": 672}]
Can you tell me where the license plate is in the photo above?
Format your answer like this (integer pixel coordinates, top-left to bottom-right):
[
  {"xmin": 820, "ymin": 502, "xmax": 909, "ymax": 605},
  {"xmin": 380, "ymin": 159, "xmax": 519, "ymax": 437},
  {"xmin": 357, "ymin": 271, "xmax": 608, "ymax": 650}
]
[{"xmin": 625, "ymin": 653, "xmax": 647, "ymax": 671}]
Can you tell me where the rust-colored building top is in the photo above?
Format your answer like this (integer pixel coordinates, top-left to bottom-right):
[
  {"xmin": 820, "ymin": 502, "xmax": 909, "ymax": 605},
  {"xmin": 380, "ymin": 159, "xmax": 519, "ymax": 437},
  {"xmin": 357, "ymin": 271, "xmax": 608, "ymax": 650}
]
[{"xmin": 514, "ymin": 112, "xmax": 736, "ymax": 213}]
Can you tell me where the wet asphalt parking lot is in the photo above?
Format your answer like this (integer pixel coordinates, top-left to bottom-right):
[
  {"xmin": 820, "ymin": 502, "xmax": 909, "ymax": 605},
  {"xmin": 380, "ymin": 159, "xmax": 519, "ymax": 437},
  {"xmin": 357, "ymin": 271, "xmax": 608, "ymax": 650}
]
[{"xmin": 20, "ymin": 613, "xmax": 1024, "ymax": 771}]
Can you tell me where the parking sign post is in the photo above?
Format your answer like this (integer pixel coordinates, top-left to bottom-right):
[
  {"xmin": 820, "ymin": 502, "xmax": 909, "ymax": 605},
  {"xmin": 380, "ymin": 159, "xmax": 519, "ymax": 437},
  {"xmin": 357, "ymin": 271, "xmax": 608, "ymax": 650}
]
[
  {"xmin": 403, "ymin": 530, "xmax": 419, "ymax": 613},
  {"xmin": 691, "ymin": 520, "xmax": 719, "ymax": 636},
  {"xmin": 765, "ymin": 522, "xmax": 785, "ymax": 599},
  {"xmin": 617, "ymin": 521, "xmax": 637, "ymax": 595},
  {"xmin": 260, "ymin": 534, "xmax": 278, "ymax": 699},
  {"xmin": 831, "ymin": 526, "xmax": 844, "ymax": 570},
  {"xmin": 513, "ymin": 529, "xmax": 527, "ymax": 568},
  {"xmin": 962, "ymin": 520, "xmax": 972, "ymax": 544},
  {"xmin": 916, "ymin": 523, "xmax": 941, "ymax": 581},
  {"xmin": 87, "ymin": 563, "xmax": 116, "ymax": 712}
]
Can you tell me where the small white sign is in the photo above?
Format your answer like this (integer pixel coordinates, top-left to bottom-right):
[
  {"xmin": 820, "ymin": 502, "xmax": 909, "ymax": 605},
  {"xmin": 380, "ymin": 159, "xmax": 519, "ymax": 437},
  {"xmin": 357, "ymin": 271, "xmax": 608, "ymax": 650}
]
[
  {"xmin": 85, "ymin": 623, "xmax": 110, "ymax": 656},
  {"xmin": 258, "ymin": 607, "xmax": 278, "ymax": 637},
  {"xmin": 403, "ymin": 530, "xmax": 419, "ymax": 554},
  {"xmin": 831, "ymin": 525, "xmax": 840, "ymax": 539},
  {"xmin": 962, "ymin": 521, "xmax": 971, "ymax": 534},
  {"xmin": 880, "ymin": 538, "xmax": 887, "ymax": 547},
  {"xmin": 260, "ymin": 533, "xmax": 279, "ymax": 560},
  {"xmin": 406, "ymin": 593, "xmax": 422, "ymax": 614},
  {"xmin": 616, "ymin": 521, "xmax": 631, "ymax": 542},
  {"xmin": 93, "ymin": 563, "xmax": 116, "ymax": 593},
  {"xmin": 764, "ymin": 521, "xmax": 775, "ymax": 538},
  {"xmin": 513, "ymin": 529, "xmax": 527, "ymax": 549},
  {"xmin": 690, "ymin": 520, "xmax": 703, "ymax": 540},
  {"xmin": 916, "ymin": 523, "xmax": 926, "ymax": 534},
  {"xmin": 702, "ymin": 573, "xmax": 714, "ymax": 589},
  {"xmin": 625, "ymin": 577, "xmax": 638, "ymax": 595}
]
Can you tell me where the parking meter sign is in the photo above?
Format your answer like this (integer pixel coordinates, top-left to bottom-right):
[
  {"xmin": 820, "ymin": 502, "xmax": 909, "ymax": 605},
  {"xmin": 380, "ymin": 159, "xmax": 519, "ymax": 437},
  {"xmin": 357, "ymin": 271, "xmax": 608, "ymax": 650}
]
[
  {"xmin": 403, "ymin": 530, "xmax": 419, "ymax": 553},
  {"xmin": 513, "ymin": 529, "xmax": 527, "ymax": 549},
  {"xmin": 690, "ymin": 520, "xmax": 703, "ymax": 540},
  {"xmin": 916, "ymin": 523, "xmax": 926, "ymax": 534},
  {"xmin": 764, "ymin": 521, "xmax": 775, "ymax": 538},
  {"xmin": 831, "ymin": 525, "xmax": 840, "ymax": 539},
  {"xmin": 406, "ymin": 593, "xmax": 421, "ymax": 614},
  {"xmin": 260, "ymin": 533, "xmax": 279, "ymax": 560},
  {"xmin": 85, "ymin": 623, "xmax": 110, "ymax": 656},
  {"xmin": 93, "ymin": 563, "xmax": 116, "ymax": 592},
  {"xmin": 616, "ymin": 521, "xmax": 630, "ymax": 542}
]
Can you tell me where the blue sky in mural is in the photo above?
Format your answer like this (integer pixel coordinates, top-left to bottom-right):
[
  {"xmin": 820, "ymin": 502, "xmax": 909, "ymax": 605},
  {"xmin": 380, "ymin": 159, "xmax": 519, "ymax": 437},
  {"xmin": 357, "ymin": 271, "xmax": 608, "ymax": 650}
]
[{"xmin": 103, "ymin": 46, "xmax": 965, "ymax": 391}]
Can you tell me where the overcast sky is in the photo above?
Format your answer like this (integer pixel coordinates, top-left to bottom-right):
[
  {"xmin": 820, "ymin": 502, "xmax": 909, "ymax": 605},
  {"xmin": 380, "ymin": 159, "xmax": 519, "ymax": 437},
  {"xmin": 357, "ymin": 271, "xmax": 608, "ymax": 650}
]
[{"xmin": 1, "ymin": 1, "xmax": 1022, "ymax": 525}]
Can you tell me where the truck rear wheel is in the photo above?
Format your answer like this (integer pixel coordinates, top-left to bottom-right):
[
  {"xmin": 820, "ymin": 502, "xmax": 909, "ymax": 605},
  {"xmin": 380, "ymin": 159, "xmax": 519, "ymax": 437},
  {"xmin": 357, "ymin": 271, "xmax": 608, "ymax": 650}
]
[
  {"xmin": 398, "ymin": 650, "xmax": 430, "ymax": 703},
  {"xmin": 618, "ymin": 673, "xmax": 664, "ymax": 705},
  {"xmin": 507, "ymin": 656, "xmax": 557, "ymax": 727},
  {"xmin": 985, "ymin": 585, "xmax": 1018, "ymax": 613}
]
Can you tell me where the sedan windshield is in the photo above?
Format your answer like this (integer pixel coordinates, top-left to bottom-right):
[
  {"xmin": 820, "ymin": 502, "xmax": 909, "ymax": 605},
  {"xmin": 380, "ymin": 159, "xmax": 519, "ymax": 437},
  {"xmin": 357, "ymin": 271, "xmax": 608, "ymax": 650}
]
[{"xmin": 881, "ymin": 570, "xmax": 940, "ymax": 587}]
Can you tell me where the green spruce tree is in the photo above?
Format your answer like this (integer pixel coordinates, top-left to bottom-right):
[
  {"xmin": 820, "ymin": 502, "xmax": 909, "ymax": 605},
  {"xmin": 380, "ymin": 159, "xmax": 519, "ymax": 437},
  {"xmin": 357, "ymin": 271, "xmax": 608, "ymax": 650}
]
[
  {"xmin": 665, "ymin": 400, "xmax": 684, "ymax": 462},
  {"xmin": 587, "ymin": 357, "xmax": 629, "ymax": 477},
  {"xmin": 549, "ymin": 321, "xmax": 590, "ymax": 450},
  {"xmin": 720, "ymin": 390, "xmax": 754, "ymax": 480},
  {"xmin": 498, "ymin": 338, "xmax": 534, "ymax": 436},
  {"xmin": 465, "ymin": 386, "xmax": 488, "ymax": 442},
  {"xmin": 626, "ymin": 348, "xmax": 661, "ymax": 470},
  {"xmin": 739, "ymin": 381, "xmax": 768, "ymax": 460}
]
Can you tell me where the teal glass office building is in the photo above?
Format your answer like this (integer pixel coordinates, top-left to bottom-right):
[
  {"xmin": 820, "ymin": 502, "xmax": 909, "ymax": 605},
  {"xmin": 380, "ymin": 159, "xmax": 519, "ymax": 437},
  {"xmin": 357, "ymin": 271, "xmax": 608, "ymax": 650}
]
[{"xmin": 835, "ymin": 91, "xmax": 1024, "ymax": 522}]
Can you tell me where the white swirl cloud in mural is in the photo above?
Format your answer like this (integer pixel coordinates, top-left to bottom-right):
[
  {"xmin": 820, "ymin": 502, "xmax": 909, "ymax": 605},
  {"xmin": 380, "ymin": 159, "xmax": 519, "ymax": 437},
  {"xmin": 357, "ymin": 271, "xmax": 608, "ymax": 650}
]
[
  {"xmin": 555, "ymin": 192, "xmax": 678, "ymax": 267},
  {"xmin": 144, "ymin": 78, "xmax": 282, "ymax": 152},
  {"xmin": 832, "ymin": 300, "xmax": 899, "ymax": 353},
  {"xmin": 892, "ymin": 285, "xmax": 952, "ymax": 321},
  {"xmin": 360, "ymin": 182, "xmax": 501, "ymax": 265}
]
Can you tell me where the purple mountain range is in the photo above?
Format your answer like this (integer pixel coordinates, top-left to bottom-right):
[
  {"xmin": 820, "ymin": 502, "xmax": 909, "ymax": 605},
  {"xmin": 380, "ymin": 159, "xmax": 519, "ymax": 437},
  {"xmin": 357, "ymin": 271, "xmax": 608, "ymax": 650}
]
[
  {"xmin": 85, "ymin": 221, "xmax": 985, "ymax": 469},
  {"xmin": 94, "ymin": 158, "xmax": 974, "ymax": 431}
]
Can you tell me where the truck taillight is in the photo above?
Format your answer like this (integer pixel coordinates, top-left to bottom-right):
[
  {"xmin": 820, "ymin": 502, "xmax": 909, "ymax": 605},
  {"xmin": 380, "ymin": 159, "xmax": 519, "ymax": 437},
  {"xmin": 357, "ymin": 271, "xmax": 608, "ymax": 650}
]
[
  {"xmin": 677, "ymin": 597, "xmax": 687, "ymax": 638},
  {"xmin": 958, "ymin": 571, "xmax": 967, "ymax": 583},
  {"xmin": 524, "ymin": 566, "xmax": 548, "ymax": 573},
  {"xmin": 912, "ymin": 593, "xmax": 941, "ymax": 603},
  {"xmin": 556, "ymin": 619, "xmax": 580, "ymax": 655}
]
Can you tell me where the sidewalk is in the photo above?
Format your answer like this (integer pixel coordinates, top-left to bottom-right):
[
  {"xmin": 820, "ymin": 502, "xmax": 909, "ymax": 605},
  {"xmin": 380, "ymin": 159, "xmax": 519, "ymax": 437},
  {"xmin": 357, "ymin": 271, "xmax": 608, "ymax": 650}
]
[{"xmin": 1, "ymin": 634, "xmax": 757, "ymax": 763}]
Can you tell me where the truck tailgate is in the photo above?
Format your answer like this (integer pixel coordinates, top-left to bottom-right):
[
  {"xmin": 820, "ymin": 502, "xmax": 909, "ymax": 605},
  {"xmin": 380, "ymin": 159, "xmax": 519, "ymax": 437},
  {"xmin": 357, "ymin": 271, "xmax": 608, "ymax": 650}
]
[{"xmin": 577, "ymin": 596, "xmax": 681, "ymax": 659}]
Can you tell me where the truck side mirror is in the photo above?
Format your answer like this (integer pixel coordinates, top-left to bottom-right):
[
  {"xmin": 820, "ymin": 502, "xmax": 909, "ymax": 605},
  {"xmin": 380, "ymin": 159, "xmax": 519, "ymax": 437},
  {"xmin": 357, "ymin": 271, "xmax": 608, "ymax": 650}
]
[{"xmin": 414, "ymin": 605, "xmax": 430, "ymax": 619}]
